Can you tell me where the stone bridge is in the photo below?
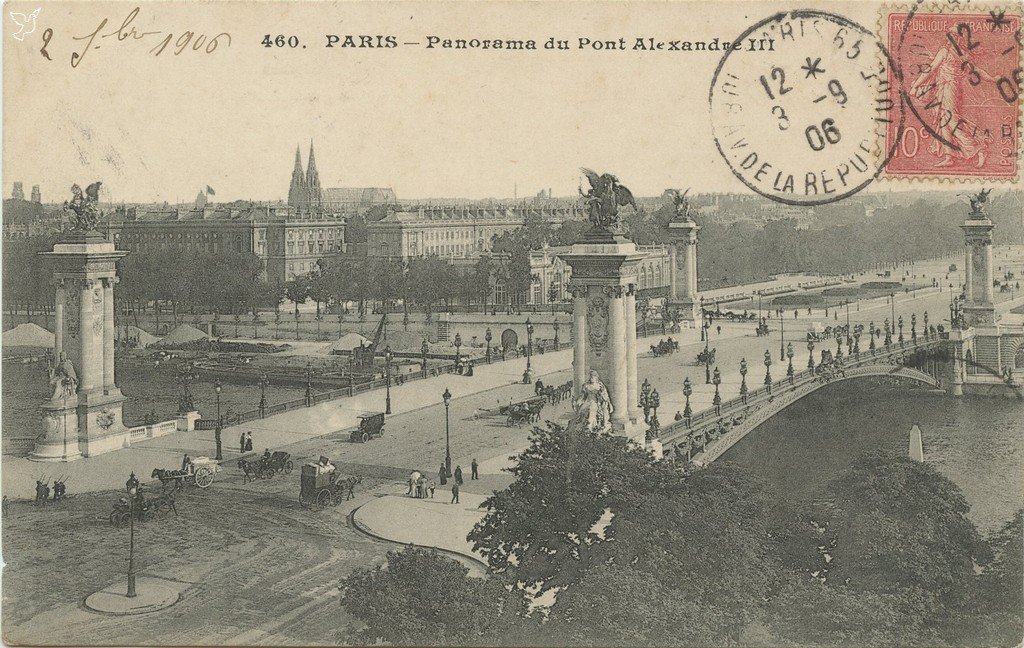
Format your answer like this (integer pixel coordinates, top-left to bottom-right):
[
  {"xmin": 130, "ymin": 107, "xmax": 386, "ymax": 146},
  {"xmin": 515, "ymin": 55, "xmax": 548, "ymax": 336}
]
[{"xmin": 660, "ymin": 337, "xmax": 946, "ymax": 466}]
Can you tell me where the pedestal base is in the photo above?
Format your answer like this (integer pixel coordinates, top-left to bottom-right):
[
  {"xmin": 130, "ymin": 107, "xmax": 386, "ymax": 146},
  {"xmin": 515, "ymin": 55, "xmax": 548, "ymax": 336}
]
[
  {"xmin": 963, "ymin": 305, "xmax": 996, "ymax": 328},
  {"xmin": 668, "ymin": 298, "xmax": 700, "ymax": 325},
  {"xmin": 30, "ymin": 397, "xmax": 82, "ymax": 462},
  {"xmin": 31, "ymin": 389, "xmax": 129, "ymax": 461}
]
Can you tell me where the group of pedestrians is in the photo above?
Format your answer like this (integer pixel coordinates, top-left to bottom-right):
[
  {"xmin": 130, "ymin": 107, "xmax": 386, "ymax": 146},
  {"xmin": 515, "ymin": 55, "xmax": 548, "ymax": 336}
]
[{"xmin": 409, "ymin": 458, "xmax": 480, "ymax": 505}]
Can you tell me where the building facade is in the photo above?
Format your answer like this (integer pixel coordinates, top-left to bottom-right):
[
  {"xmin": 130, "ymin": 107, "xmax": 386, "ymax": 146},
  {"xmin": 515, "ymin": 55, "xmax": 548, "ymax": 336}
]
[
  {"xmin": 525, "ymin": 244, "xmax": 670, "ymax": 305},
  {"xmin": 366, "ymin": 204, "xmax": 583, "ymax": 261},
  {"xmin": 104, "ymin": 205, "xmax": 345, "ymax": 283}
]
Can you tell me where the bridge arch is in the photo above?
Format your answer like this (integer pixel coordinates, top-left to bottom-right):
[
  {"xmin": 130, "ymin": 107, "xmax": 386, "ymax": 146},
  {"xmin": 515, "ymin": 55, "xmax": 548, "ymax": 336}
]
[{"xmin": 664, "ymin": 365, "xmax": 941, "ymax": 466}]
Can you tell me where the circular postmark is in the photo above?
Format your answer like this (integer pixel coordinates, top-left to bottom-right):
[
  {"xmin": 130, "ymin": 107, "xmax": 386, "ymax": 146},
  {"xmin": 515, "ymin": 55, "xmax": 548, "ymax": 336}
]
[
  {"xmin": 710, "ymin": 10, "xmax": 903, "ymax": 205},
  {"xmin": 887, "ymin": 4, "xmax": 1022, "ymax": 178}
]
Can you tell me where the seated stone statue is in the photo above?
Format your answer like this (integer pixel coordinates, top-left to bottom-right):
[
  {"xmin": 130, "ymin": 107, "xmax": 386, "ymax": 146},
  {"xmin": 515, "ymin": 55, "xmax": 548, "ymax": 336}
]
[
  {"xmin": 48, "ymin": 352, "xmax": 78, "ymax": 400},
  {"xmin": 572, "ymin": 370, "xmax": 613, "ymax": 433}
]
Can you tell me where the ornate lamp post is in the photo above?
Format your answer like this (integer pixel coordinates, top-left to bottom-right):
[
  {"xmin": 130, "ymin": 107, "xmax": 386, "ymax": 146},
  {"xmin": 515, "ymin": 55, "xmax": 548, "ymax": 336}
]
[
  {"xmin": 763, "ymin": 349, "xmax": 773, "ymax": 394},
  {"xmin": 126, "ymin": 480, "xmax": 137, "ymax": 598},
  {"xmin": 898, "ymin": 315, "xmax": 905, "ymax": 344},
  {"xmin": 807, "ymin": 339, "xmax": 815, "ymax": 370},
  {"xmin": 884, "ymin": 318, "xmax": 892, "ymax": 346},
  {"xmin": 640, "ymin": 378, "xmax": 652, "ymax": 423},
  {"xmin": 304, "ymin": 361, "xmax": 314, "ymax": 407},
  {"xmin": 454, "ymin": 333, "xmax": 463, "ymax": 367},
  {"xmin": 177, "ymin": 362, "xmax": 198, "ymax": 413},
  {"xmin": 485, "ymin": 327, "xmax": 493, "ymax": 362},
  {"xmin": 384, "ymin": 345, "xmax": 393, "ymax": 415},
  {"xmin": 835, "ymin": 329, "xmax": 843, "ymax": 360},
  {"xmin": 523, "ymin": 318, "xmax": 535, "ymax": 384},
  {"xmin": 258, "ymin": 372, "xmax": 269, "ymax": 419},
  {"xmin": 682, "ymin": 377, "xmax": 692, "ymax": 426},
  {"xmin": 853, "ymin": 327, "xmax": 862, "ymax": 354},
  {"xmin": 923, "ymin": 311, "xmax": 929, "ymax": 339},
  {"xmin": 786, "ymin": 342, "xmax": 794, "ymax": 383},
  {"xmin": 421, "ymin": 339, "xmax": 429, "ymax": 374},
  {"xmin": 869, "ymin": 321, "xmax": 876, "ymax": 350},
  {"xmin": 911, "ymin": 313, "xmax": 917, "ymax": 341},
  {"xmin": 214, "ymin": 381, "xmax": 223, "ymax": 460},
  {"xmin": 553, "ymin": 319, "xmax": 560, "ymax": 349},
  {"xmin": 739, "ymin": 358, "xmax": 748, "ymax": 402},
  {"xmin": 712, "ymin": 367, "xmax": 721, "ymax": 414},
  {"xmin": 442, "ymin": 388, "xmax": 452, "ymax": 477},
  {"xmin": 779, "ymin": 311, "xmax": 786, "ymax": 361},
  {"xmin": 650, "ymin": 388, "xmax": 660, "ymax": 421},
  {"xmin": 890, "ymin": 292, "xmax": 896, "ymax": 333}
]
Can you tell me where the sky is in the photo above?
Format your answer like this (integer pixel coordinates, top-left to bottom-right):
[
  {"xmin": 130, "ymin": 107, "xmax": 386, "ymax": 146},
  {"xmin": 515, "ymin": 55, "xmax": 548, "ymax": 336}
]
[{"xmin": 2, "ymin": 1, "xmax": 1007, "ymax": 204}]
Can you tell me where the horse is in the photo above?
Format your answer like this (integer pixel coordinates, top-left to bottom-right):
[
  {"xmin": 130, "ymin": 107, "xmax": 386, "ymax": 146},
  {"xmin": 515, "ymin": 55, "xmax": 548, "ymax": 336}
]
[
  {"xmin": 337, "ymin": 476, "xmax": 362, "ymax": 501},
  {"xmin": 152, "ymin": 468, "xmax": 184, "ymax": 491},
  {"xmin": 237, "ymin": 458, "xmax": 267, "ymax": 484}
]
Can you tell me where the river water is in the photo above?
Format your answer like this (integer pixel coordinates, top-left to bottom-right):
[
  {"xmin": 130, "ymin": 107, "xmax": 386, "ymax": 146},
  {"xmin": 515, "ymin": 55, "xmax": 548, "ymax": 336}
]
[{"xmin": 722, "ymin": 378, "xmax": 1024, "ymax": 534}]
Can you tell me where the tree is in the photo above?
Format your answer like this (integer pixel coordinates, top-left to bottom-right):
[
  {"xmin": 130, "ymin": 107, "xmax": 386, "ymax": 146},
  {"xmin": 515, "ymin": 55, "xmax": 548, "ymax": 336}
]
[
  {"xmin": 284, "ymin": 276, "xmax": 309, "ymax": 318},
  {"xmin": 340, "ymin": 548, "xmax": 532, "ymax": 646}
]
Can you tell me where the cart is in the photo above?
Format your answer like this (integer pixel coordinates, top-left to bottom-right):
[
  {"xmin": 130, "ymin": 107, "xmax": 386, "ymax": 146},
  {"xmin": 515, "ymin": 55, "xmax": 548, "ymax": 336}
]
[
  {"xmin": 299, "ymin": 464, "xmax": 347, "ymax": 509},
  {"xmin": 350, "ymin": 412, "xmax": 385, "ymax": 443}
]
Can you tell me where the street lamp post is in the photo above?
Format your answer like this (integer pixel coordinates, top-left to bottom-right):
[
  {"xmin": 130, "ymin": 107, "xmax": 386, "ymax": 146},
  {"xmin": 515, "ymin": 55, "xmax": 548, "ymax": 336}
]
[
  {"xmin": 214, "ymin": 381, "xmax": 223, "ymax": 460},
  {"xmin": 650, "ymin": 388, "xmax": 660, "ymax": 422},
  {"xmin": 923, "ymin": 312, "xmax": 929, "ymax": 339},
  {"xmin": 485, "ymin": 328, "xmax": 493, "ymax": 362},
  {"xmin": 911, "ymin": 313, "xmax": 917, "ymax": 341},
  {"xmin": 682, "ymin": 377, "xmax": 692, "ymax": 426},
  {"xmin": 454, "ymin": 333, "xmax": 462, "ymax": 368},
  {"xmin": 739, "ymin": 358, "xmax": 748, "ymax": 402},
  {"xmin": 304, "ymin": 361, "xmax": 314, "ymax": 407},
  {"xmin": 890, "ymin": 292, "xmax": 896, "ymax": 333},
  {"xmin": 127, "ymin": 482, "xmax": 137, "ymax": 598},
  {"xmin": 258, "ymin": 372, "xmax": 269, "ymax": 419},
  {"xmin": 807, "ymin": 339, "xmax": 815, "ymax": 370},
  {"xmin": 780, "ymin": 312, "xmax": 785, "ymax": 361},
  {"xmin": 442, "ymin": 388, "xmax": 452, "ymax": 477},
  {"xmin": 898, "ymin": 316, "xmax": 905, "ymax": 344},
  {"xmin": 884, "ymin": 318, "xmax": 892, "ymax": 346},
  {"xmin": 384, "ymin": 345, "xmax": 393, "ymax": 415},
  {"xmin": 712, "ymin": 367, "xmax": 721, "ymax": 414},
  {"xmin": 523, "ymin": 319, "xmax": 535, "ymax": 384},
  {"xmin": 869, "ymin": 321, "xmax": 876, "ymax": 350},
  {"xmin": 786, "ymin": 342, "xmax": 794, "ymax": 383},
  {"xmin": 835, "ymin": 330, "xmax": 843, "ymax": 360},
  {"xmin": 553, "ymin": 319, "xmax": 560, "ymax": 349},
  {"xmin": 764, "ymin": 350, "xmax": 773, "ymax": 394},
  {"xmin": 853, "ymin": 328, "xmax": 861, "ymax": 355},
  {"xmin": 421, "ymin": 339, "xmax": 429, "ymax": 375}
]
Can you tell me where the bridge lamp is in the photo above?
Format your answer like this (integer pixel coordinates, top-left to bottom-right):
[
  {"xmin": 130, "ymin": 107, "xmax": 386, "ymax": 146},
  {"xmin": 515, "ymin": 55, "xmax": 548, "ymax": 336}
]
[
  {"xmin": 786, "ymin": 343, "xmax": 794, "ymax": 382},
  {"xmin": 650, "ymin": 388, "xmax": 660, "ymax": 421},
  {"xmin": 682, "ymin": 377, "xmax": 693, "ymax": 424},
  {"xmin": 911, "ymin": 314, "xmax": 917, "ymax": 341},
  {"xmin": 523, "ymin": 319, "xmax": 535, "ymax": 384},
  {"xmin": 923, "ymin": 312, "xmax": 929, "ymax": 338},
  {"xmin": 442, "ymin": 388, "xmax": 453, "ymax": 477},
  {"xmin": 384, "ymin": 345, "xmax": 393, "ymax": 415},
  {"xmin": 807, "ymin": 339, "xmax": 815, "ymax": 370},
  {"xmin": 898, "ymin": 316, "xmax": 905, "ymax": 344},
  {"xmin": 258, "ymin": 372, "xmax": 269, "ymax": 419},
  {"xmin": 712, "ymin": 368, "xmax": 721, "ymax": 414},
  {"xmin": 421, "ymin": 339, "xmax": 430, "ymax": 372},
  {"xmin": 484, "ymin": 327, "xmax": 493, "ymax": 361},
  {"xmin": 454, "ymin": 333, "xmax": 463, "ymax": 366},
  {"xmin": 739, "ymin": 358, "xmax": 748, "ymax": 401},
  {"xmin": 763, "ymin": 350, "xmax": 773, "ymax": 392},
  {"xmin": 640, "ymin": 378, "xmax": 653, "ymax": 422}
]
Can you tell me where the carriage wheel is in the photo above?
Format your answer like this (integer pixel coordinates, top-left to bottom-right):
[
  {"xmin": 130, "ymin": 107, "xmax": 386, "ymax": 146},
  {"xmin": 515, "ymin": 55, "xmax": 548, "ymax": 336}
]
[
  {"xmin": 506, "ymin": 417, "xmax": 513, "ymax": 427},
  {"xmin": 360, "ymin": 432, "xmax": 369, "ymax": 443},
  {"xmin": 194, "ymin": 467, "xmax": 214, "ymax": 488},
  {"xmin": 378, "ymin": 426, "xmax": 384, "ymax": 437},
  {"xmin": 109, "ymin": 510, "xmax": 124, "ymax": 527},
  {"xmin": 261, "ymin": 469, "xmax": 273, "ymax": 480},
  {"xmin": 113, "ymin": 511, "xmax": 131, "ymax": 528},
  {"xmin": 284, "ymin": 460, "xmax": 293, "ymax": 474},
  {"xmin": 315, "ymin": 489, "xmax": 333, "ymax": 509}
]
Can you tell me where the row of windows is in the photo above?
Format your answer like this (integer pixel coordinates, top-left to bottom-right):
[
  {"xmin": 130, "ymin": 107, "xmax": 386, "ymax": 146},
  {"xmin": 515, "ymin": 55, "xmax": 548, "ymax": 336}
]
[{"xmin": 286, "ymin": 228, "xmax": 340, "ymax": 241}]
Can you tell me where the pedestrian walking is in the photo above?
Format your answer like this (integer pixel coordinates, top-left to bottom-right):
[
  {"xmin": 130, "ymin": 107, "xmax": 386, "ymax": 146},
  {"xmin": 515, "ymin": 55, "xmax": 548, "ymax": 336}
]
[
  {"xmin": 439, "ymin": 464, "xmax": 448, "ymax": 486},
  {"xmin": 244, "ymin": 432, "xmax": 253, "ymax": 452},
  {"xmin": 471, "ymin": 458, "xmax": 479, "ymax": 480},
  {"xmin": 451, "ymin": 482, "xmax": 460, "ymax": 504},
  {"xmin": 239, "ymin": 432, "xmax": 246, "ymax": 454},
  {"xmin": 417, "ymin": 476, "xmax": 427, "ymax": 499},
  {"xmin": 408, "ymin": 470, "xmax": 421, "ymax": 496},
  {"xmin": 429, "ymin": 481, "xmax": 436, "ymax": 498},
  {"xmin": 454, "ymin": 465, "xmax": 464, "ymax": 486}
]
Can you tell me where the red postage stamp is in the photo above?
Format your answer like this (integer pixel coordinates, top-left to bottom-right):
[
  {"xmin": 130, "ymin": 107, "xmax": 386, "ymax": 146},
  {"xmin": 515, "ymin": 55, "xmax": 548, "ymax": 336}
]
[{"xmin": 885, "ymin": 7, "xmax": 1022, "ymax": 179}]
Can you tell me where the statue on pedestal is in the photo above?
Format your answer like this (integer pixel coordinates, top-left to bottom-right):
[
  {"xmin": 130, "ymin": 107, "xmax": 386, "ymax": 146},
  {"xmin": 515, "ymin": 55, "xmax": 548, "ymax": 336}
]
[
  {"xmin": 64, "ymin": 181, "xmax": 103, "ymax": 232},
  {"xmin": 665, "ymin": 187, "xmax": 694, "ymax": 222},
  {"xmin": 580, "ymin": 169, "xmax": 637, "ymax": 231},
  {"xmin": 48, "ymin": 351, "xmax": 78, "ymax": 400},
  {"xmin": 967, "ymin": 188, "xmax": 991, "ymax": 218},
  {"xmin": 572, "ymin": 370, "xmax": 613, "ymax": 433}
]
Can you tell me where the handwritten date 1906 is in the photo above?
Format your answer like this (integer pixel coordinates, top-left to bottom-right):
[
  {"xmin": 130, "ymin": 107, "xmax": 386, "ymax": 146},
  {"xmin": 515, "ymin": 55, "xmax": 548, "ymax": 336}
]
[{"xmin": 70, "ymin": 6, "xmax": 231, "ymax": 68}]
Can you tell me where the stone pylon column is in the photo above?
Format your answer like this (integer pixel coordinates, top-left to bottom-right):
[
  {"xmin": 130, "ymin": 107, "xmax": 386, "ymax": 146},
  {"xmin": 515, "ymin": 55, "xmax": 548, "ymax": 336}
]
[
  {"xmin": 666, "ymin": 218, "xmax": 701, "ymax": 324},
  {"xmin": 32, "ymin": 230, "xmax": 128, "ymax": 461},
  {"xmin": 961, "ymin": 208, "xmax": 996, "ymax": 328},
  {"xmin": 562, "ymin": 230, "xmax": 643, "ymax": 441}
]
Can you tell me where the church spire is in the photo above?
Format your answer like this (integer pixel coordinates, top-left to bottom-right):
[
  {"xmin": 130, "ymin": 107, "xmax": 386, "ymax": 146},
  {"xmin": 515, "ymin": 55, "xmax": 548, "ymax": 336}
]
[
  {"xmin": 288, "ymin": 144, "xmax": 307, "ymax": 209},
  {"xmin": 305, "ymin": 139, "xmax": 323, "ymax": 213}
]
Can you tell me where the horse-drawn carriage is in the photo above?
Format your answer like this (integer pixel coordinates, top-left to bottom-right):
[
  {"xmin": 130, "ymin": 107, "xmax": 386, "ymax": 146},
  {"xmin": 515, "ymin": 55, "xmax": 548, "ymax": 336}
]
[
  {"xmin": 650, "ymin": 338, "xmax": 678, "ymax": 357},
  {"xmin": 502, "ymin": 397, "xmax": 545, "ymax": 426},
  {"xmin": 152, "ymin": 456, "xmax": 219, "ymax": 490},
  {"xmin": 238, "ymin": 451, "xmax": 294, "ymax": 483},
  {"xmin": 351, "ymin": 412, "xmax": 385, "ymax": 443},
  {"xmin": 298, "ymin": 464, "xmax": 359, "ymax": 509},
  {"xmin": 109, "ymin": 487, "xmax": 177, "ymax": 527},
  {"xmin": 696, "ymin": 347, "xmax": 716, "ymax": 366}
]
